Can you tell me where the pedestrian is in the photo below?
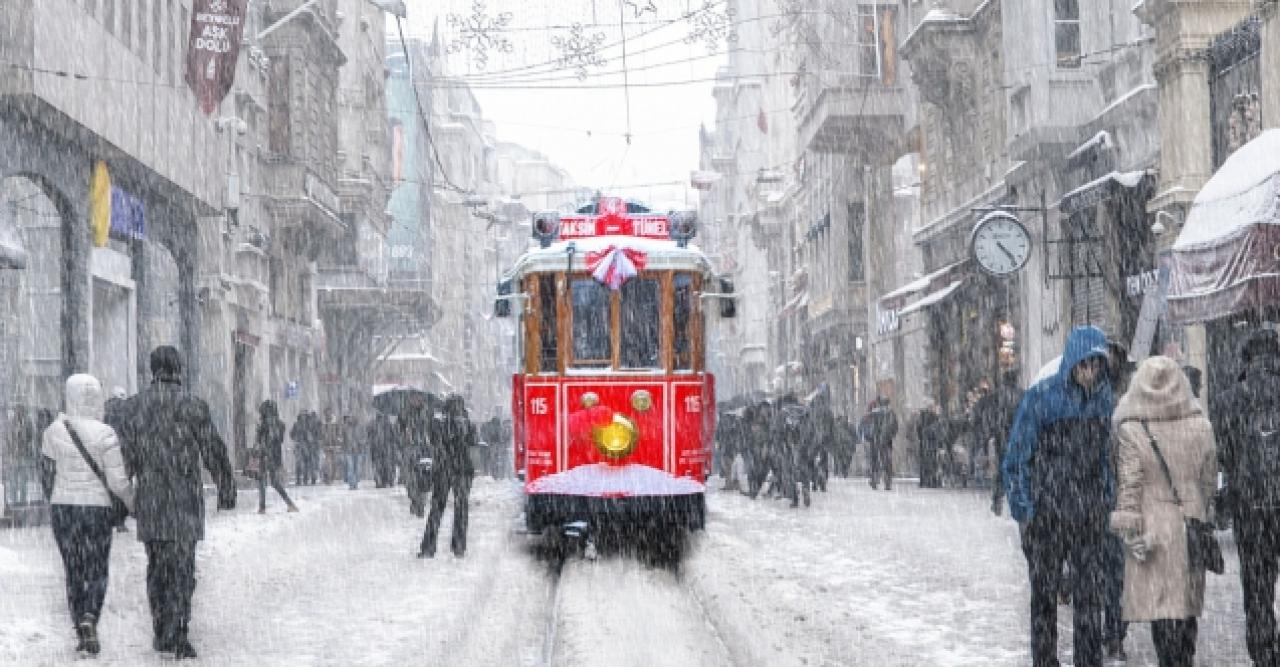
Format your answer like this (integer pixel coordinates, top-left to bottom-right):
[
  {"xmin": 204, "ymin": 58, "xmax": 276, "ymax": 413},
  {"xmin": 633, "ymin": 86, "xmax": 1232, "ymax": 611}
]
[
  {"xmin": 115, "ymin": 346, "xmax": 237, "ymax": 659},
  {"xmin": 479, "ymin": 415, "xmax": 504, "ymax": 479},
  {"xmin": 39, "ymin": 374, "xmax": 134, "ymax": 656},
  {"xmin": 773, "ymin": 394, "xmax": 811, "ymax": 508},
  {"xmin": 321, "ymin": 409, "xmax": 344, "ymax": 485},
  {"xmin": 1103, "ymin": 339, "xmax": 1137, "ymax": 659},
  {"xmin": 866, "ymin": 395, "xmax": 898, "ymax": 490},
  {"xmin": 716, "ymin": 410, "xmax": 742, "ymax": 491},
  {"xmin": 834, "ymin": 416, "xmax": 856, "ymax": 478},
  {"xmin": 419, "ymin": 394, "xmax": 475, "ymax": 558},
  {"xmin": 4, "ymin": 403, "xmax": 34, "ymax": 507},
  {"xmin": 1002, "ymin": 325, "xmax": 1115, "ymax": 667},
  {"xmin": 255, "ymin": 400, "xmax": 298, "ymax": 514},
  {"xmin": 1109, "ymin": 356, "xmax": 1216, "ymax": 667},
  {"xmin": 290, "ymin": 411, "xmax": 314, "ymax": 486},
  {"xmin": 745, "ymin": 402, "xmax": 772, "ymax": 499},
  {"xmin": 809, "ymin": 389, "xmax": 834, "ymax": 492},
  {"xmin": 402, "ymin": 396, "xmax": 434, "ymax": 517},
  {"xmin": 369, "ymin": 413, "xmax": 397, "ymax": 488},
  {"xmin": 1212, "ymin": 328, "xmax": 1280, "ymax": 667},
  {"xmin": 343, "ymin": 415, "xmax": 366, "ymax": 490},
  {"xmin": 987, "ymin": 370, "xmax": 1022, "ymax": 515},
  {"xmin": 914, "ymin": 403, "xmax": 943, "ymax": 488}
]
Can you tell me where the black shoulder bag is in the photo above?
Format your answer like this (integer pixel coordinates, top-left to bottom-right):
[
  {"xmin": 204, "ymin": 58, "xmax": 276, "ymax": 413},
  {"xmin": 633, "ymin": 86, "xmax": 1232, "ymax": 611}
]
[
  {"xmin": 1139, "ymin": 419, "xmax": 1224, "ymax": 574},
  {"xmin": 63, "ymin": 419, "xmax": 130, "ymax": 527}
]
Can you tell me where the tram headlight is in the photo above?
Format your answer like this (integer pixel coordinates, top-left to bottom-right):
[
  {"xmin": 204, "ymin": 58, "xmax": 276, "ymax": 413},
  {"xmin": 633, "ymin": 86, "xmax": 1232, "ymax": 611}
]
[
  {"xmin": 592, "ymin": 414, "xmax": 639, "ymax": 459},
  {"xmin": 581, "ymin": 392, "xmax": 600, "ymax": 408},
  {"xmin": 532, "ymin": 211, "xmax": 560, "ymax": 248},
  {"xmin": 630, "ymin": 389, "xmax": 653, "ymax": 412}
]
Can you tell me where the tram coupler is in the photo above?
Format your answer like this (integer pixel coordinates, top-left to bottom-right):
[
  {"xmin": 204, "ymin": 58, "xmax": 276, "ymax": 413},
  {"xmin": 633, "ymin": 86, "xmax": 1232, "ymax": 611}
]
[{"xmin": 562, "ymin": 520, "xmax": 598, "ymax": 560}]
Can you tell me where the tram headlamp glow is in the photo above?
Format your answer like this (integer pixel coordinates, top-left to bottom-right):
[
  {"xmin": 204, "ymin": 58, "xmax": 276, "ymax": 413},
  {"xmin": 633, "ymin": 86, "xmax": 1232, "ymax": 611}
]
[
  {"xmin": 630, "ymin": 389, "xmax": 653, "ymax": 412},
  {"xmin": 592, "ymin": 414, "xmax": 639, "ymax": 459},
  {"xmin": 581, "ymin": 392, "xmax": 600, "ymax": 408}
]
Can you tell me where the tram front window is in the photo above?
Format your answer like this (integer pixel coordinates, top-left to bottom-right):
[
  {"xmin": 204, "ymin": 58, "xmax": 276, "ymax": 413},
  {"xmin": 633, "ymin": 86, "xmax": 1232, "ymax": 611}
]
[
  {"xmin": 571, "ymin": 278, "xmax": 611, "ymax": 368},
  {"xmin": 537, "ymin": 274, "xmax": 557, "ymax": 372},
  {"xmin": 620, "ymin": 278, "xmax": 660, "ymax": 369}
]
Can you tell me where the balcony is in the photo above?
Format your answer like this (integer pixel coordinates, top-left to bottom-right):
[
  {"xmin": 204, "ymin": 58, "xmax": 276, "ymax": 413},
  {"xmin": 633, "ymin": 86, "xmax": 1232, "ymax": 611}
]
[
  {"xmin": 263, "ymin": 159, "xmax": 347, "ymax": 237},
  {"xmin": 797, "ymin": 80, "xmax": 907, "ymax": 158}
]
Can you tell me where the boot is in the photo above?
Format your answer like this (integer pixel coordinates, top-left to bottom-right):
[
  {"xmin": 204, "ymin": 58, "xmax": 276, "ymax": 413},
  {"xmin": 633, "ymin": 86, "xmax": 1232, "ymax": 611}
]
[
  {"xmin": 172, "ymin": 625, "xmax": 197, "ymax": 660},
  {"xmin": 77, "ymin": 614, "xmax": 99, "ymax": 655}
]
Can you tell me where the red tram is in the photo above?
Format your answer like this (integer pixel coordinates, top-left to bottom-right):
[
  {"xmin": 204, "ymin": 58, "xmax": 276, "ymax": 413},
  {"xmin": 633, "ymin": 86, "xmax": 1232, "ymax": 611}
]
[{"xmin": 497, "ymin": 196, "xmax": 733, "ymax": 535}]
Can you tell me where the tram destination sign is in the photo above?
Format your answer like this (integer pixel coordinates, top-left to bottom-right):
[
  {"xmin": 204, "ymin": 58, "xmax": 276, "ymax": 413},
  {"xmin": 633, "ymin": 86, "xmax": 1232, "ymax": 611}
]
[{"xmin": 558, "ymin": 214, "xmax": 670, "ymax": 240}]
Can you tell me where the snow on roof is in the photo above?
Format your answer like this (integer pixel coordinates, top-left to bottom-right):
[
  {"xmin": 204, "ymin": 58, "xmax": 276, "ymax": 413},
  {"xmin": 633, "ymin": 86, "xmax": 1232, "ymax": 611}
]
[
  {"xmin": 880, "ymin": 260, "xmax": 966, "ymax": 303},
  {"xmin": 1067, "ymin": 131, "xmax": 1113, "ymax": 161},
  {"xmin": 1094, "ymin": 83, "xmax": 1156, "ymax": 121},
  {"xmin": 1175, "ymin": 129, "xmax": 1280, "ymax": 251}
]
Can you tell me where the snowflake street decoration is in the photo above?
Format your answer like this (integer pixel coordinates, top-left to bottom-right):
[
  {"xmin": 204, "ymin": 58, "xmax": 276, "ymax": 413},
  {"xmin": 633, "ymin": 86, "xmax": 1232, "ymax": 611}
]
[
  {"xmin": 685, "ymin": 1, "xmax": 738, "ymax": 54},
  {"xmin": 552, "ymin": 24, "xmax": 607, "ymax": 80},
  {"xmin": 447, "ymin": 0, "xmax": 515, "ymax": 70},
  {"xmin": 624, "ymin": 0, "xmax": 658, "ymax": 18}
]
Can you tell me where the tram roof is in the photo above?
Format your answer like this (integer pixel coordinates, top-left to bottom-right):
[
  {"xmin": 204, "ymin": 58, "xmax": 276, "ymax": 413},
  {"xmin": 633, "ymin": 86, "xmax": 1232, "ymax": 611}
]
[{"xmin": 507, "ymin": 235, "xmax": 713, "ymax": 278}]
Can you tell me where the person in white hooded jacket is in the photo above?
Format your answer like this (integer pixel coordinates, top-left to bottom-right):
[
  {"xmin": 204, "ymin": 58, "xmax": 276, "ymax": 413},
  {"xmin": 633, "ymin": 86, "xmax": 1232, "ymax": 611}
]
[{"xmin": 40, "ymin": 373, "xmax": 134, "ymax": 656}]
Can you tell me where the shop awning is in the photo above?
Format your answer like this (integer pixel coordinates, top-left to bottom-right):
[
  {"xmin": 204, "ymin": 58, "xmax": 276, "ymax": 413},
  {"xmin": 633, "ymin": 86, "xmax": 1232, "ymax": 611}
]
[
  {"xmin": 896, "ymin": 280, "xmax": 963, "ymax": 317},
  {"xmin": 1057, "ymin": 170, "xmax": 1150, "ymax": 215},
  {"xmin": 879, "ymin": 260, "xmax": 967, "ymax": 309},
  {"xmin": 778, "ymin": 290, "xmax": 810, "ymax": 318},
  {"xmin": 1168, "ymin": 130, "xmax": 1280, "ymax": 323}
]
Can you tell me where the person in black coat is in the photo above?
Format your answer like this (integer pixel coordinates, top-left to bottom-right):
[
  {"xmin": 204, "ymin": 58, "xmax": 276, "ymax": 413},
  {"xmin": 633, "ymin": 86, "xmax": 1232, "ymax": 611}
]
[
  {"xmin": 419, "ymin": 394, "xmax": 476, "ymax": 558},
  {"xmin": 115, "ymin": 346, "xmax": 236, "ymax": 659},
  {"xmin": 1213, "ymin": 329, "xmax": 1280, "ymax": 667},
  {"xmin": 369, "ymin": 414, "xmax": 398, "ymax": 488},
  {"xmin": 290, "ymin": 411, "xmax": 318, "ymax": 486},
  {"xmin": 915, "ymin": 403, "xmax": 943, "ymax": 488},
  {"xmin": 255, "ymin": 400, "xmax": 297, "ymax": 514}
]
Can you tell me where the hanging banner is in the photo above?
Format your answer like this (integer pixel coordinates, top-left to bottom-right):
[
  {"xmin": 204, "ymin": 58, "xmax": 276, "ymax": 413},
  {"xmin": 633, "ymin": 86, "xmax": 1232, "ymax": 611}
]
[
  {"xmin": 89, "ymin": 161, "xmax": 111, "ymax": 247},
  {"xmin": 184, "ymin": 0, "xmax": 248, "ymax": 115}
]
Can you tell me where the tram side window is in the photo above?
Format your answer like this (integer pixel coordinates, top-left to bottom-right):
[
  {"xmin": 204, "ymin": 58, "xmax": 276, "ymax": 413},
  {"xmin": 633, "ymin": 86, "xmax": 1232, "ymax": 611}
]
[
  {"xmin": 571, "ymin": 278, "xmax": 611, "ymax": 368},
  {"xmin": 674, "ymin": 274, "xmax": 695, "ymax": 371},
  {"xmin": 537, "ymin": 275, "xmax": 558, "ymax": 372},
  {"xmin": 620, "ymin": 278, "xmax": 660, "ymax": 369}
]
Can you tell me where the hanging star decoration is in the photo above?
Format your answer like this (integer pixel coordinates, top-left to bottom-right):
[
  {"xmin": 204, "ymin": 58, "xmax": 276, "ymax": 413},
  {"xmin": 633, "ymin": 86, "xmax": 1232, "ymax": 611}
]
[
  {"xmin": 685, "ymin": 1, "xmax": 738, "ymax": 54},
  {"xmin": 623, "ymin": 0, "xmax": 658, "ymax": 18},
  {"xmin": 551, "ymin": 23, "xmax": 607, "ymax": 79},
  {"xmin": 446, "ymin": 0, "xmax": 515, "ymax": 70}
]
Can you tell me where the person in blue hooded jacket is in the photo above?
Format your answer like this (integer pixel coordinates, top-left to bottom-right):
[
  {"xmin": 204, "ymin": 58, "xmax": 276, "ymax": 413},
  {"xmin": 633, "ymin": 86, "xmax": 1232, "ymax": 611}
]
[{"xmin": 1002, "ymin": 325, "xmax": 1116, "ymax": 667}]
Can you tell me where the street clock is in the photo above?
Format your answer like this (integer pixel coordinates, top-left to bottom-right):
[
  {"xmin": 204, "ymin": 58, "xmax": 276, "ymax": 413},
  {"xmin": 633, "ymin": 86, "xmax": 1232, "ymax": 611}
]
[{"xmin": 970, "ymin": 210, "xmax": 1032, "ymax": 277}]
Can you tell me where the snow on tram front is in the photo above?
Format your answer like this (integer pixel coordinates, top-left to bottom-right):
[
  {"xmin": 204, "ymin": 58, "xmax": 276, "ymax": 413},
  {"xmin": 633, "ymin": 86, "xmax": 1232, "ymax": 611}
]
[{"xmin": 494, "ymin": 196, "xmax": 736, "ymax": 535}]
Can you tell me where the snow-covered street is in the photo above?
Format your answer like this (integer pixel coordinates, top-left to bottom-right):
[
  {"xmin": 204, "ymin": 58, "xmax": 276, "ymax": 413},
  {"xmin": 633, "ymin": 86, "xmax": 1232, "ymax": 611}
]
[{"xmin": 0, "ymin": 477, "xmax": 1257, "ymax": 666}]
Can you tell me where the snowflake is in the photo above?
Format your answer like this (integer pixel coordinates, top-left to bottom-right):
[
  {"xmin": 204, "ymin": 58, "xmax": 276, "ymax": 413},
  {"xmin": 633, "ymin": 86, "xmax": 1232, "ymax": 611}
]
[
  {"xmin": 552, "ymin": 24, "xmax": 607, "ymax": 80},
  {"xmin": 624, "ymin": 0, "xmax": 658, "ymax": 18},
  {"xmin": 446, "ymin": 0, "xmax": 515, "ymax": 70},
  {"xmin": 685, "ymin": 1, "xmax": 738, "ymax": 54}
]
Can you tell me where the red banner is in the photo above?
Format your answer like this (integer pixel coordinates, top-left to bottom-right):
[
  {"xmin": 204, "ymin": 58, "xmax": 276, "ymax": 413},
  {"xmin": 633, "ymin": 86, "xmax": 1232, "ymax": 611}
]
[{"xmin": 184, "ymin": 0, "xmax": 248, "ymax": 115}]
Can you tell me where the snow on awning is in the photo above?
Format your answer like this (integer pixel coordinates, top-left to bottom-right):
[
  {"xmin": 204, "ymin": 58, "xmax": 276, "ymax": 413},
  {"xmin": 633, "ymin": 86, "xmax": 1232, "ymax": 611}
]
[
  {"xmin": 1168, "ymin": 130, "xmax": 1280, "ymax": 323},
  {"xmin": 1057, "ymin": 170, "xmax": 1151, "ymax": 215},
  {"xmin": 778, "ymin": 290, "xmax": 810, "ymax": 319},
  {"xmin": 896, "ymin": 280, "xmax": 964, "ymax": 317},
  {"xmin": 879, "ymin": 260, "xmax": 967, "ymax": 307}
]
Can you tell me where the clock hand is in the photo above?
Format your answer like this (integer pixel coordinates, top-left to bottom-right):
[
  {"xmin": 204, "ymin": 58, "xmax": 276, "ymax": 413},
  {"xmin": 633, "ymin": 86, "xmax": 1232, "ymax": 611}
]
[{"xmin": 996, "ymin": 241, "xmax": 1017, "ymax": 264}]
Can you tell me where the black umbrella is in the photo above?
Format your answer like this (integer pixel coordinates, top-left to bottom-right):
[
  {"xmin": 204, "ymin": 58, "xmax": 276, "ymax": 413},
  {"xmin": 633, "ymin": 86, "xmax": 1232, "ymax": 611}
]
[{"xmin": 372, "ymin": 387, "xmax": 436, "ymax": 417}]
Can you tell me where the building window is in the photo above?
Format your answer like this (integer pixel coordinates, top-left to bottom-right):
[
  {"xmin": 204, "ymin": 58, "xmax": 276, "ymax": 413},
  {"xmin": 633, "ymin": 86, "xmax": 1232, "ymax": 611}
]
[
  {"xmin": 847, "ymin": 203, "xmax": 865, "ymax": 282},
  {"xmin": 620, "ymin": 278, "xmax": 660, "ymax": 369},
  {"xmin": 104, "ymin": 0, "xmax": 116, "ymax": 34},
  {"xmin": 269, "ymin": 58, "xmax": 291, "ymax": 155},
  {"xmin": 1054, "ymin": 0, "xmax": 1082, "ymax": 69},
  {"xmin": 855, "ymin": 5, "xmax": 898, "ymax": 85}
]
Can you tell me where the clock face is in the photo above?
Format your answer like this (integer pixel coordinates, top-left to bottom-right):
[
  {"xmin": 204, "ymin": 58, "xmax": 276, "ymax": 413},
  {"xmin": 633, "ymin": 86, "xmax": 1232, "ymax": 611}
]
[{"xmin": 971, "ymin": 213, "xmax": 1031, "ymax": 276}]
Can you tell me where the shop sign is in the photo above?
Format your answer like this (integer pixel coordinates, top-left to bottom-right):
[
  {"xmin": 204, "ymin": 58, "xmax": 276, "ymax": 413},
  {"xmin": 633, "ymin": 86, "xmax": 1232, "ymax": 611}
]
[
  {"xmin": 1125, "ymin": 268, "xmax": 1161, "ymax": 298},
  {"xmin": 284, "ymin": 380, "xmax": 300, "ymax": 399},
  {"xmin": 875, "ymin": 304, "xmax": 900, "ymax": 336},
  {"xmin": 1130, "ymin": 264, "xmax": 1171, "ymax": 361}
]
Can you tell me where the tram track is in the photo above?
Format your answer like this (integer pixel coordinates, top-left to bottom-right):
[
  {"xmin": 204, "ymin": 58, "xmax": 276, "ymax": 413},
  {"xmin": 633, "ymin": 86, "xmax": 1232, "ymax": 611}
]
[{"xmin": 536, "ymin": 535, "xmax": 739, "ymax": 667}]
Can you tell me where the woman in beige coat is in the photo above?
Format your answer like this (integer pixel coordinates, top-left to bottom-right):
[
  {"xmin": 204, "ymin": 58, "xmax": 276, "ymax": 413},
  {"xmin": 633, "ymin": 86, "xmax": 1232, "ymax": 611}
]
[{"xmin": 1109, "ymin": 356, "xmax": 1217, "ymax": 667}]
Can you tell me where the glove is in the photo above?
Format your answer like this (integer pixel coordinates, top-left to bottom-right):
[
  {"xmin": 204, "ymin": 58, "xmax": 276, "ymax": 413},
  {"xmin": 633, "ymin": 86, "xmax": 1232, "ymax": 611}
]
[{"xmin": 1124, "ymin": 534, "xmax": 1149, "ymax": 562}]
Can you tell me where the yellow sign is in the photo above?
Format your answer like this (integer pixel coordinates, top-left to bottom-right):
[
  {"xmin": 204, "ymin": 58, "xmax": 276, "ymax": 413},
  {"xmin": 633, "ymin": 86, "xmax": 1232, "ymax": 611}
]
[{"xmin": 89, "ymin": 161, "xmax": 111, "ymax": 247}]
